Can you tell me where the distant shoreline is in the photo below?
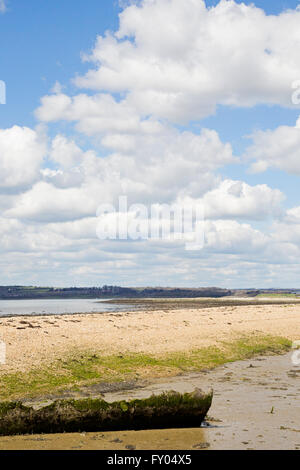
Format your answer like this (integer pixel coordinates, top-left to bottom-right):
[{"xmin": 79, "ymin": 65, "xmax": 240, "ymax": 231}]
[{"xmin": 1, "ymin": 285, "xmax": 300, "ymax": 301}]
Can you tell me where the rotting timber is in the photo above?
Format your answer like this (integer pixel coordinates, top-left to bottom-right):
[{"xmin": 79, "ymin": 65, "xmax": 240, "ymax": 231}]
[{"xmin": 0, "ymin": 389, "xmax": 212, "ymax": 436}]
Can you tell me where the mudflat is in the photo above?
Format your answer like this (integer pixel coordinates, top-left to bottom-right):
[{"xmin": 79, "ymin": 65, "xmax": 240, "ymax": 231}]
[{"xmin": 0, "ymin": 353, "xmax": 299, "ymax": 450}]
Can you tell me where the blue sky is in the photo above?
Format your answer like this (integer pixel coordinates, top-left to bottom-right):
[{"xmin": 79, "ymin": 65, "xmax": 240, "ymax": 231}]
[
  {"xmin": 1, "ymin": 0, "xmax": 300, "ymax": 288},
  {"xmin": 0, "ymin": 0, "xmax": 119, "ymax": 128}
]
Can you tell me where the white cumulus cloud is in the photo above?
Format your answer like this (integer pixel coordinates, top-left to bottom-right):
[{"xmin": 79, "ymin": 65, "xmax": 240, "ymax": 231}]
[
  {"xmin": 71, "ymin": 0, "xmax": 300, "ymax": 123},
  {"xmin": 0, "ymin": 126, "xmax": 46, "ymax": 193},
  {"xmin": 245, "ymin": 117, "xmax": 300, "ymax": 174}
]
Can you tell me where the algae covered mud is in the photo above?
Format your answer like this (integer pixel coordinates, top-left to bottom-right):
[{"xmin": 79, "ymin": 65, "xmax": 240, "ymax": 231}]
[
  {"xmin": 0, "ymin": 352, "xmax": 298, "ymax": 450},
  {"xmin": 0, "ymin": 389, "xmax": 212, "ymax": 436}
]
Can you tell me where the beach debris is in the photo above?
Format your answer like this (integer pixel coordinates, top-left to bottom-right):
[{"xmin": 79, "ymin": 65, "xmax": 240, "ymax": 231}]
[{"xmin": 192, "ymin": 442, "xmax": 210, "ymax": 449}]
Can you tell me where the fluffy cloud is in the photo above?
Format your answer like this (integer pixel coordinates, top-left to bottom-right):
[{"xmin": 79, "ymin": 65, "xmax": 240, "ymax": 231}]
[
  {"xmin": 285, "ymin": 206, "xmax": 300, "ymax": 224},
  {"xmin": 203, "ymin": 220, "xmax": 269, "ymax": 254},
  {"xmin": 5, "ymin": 181, "xmax": 99, "ymax": 223},
  {"xmin": 50, "ymin": 135, "xmax": 84, "ymax": 169},
  {"xmin": 0, "ymin": 126, "xmax": 46, "ymax": 193},
  {"xmin": 36, "ymin": 91, "xmax": 236, "ymax": 199},
  {"xmin": 202, "ymin": 180, "xmax": 284, "ymax": 220},
  {"xmin": 0, "ymin": 204, "xmax": 299, "ymax": 287},
  {"xmin": 245, "ymin": 117, "xmax": 300, "ymax": 174},
  {"xmin": 268, "ymin": 206, "xmax": 300, "ymax": 248},
  {"xmin": 36, "ymin": 93, "xmax": 146, "ymax": 136},
  {"xmin": 4, "ymin": 127, "xmax": 236, "ymax": 221},
  {"xmin": 70, "ymin": 0, "xmax": 300, "ymax": 122}
]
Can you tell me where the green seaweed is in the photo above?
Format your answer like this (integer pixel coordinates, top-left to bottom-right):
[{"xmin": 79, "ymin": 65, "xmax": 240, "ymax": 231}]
[
  {"xmin": 0, "ymin": 401, "xmax": 28, "ymax": 417},
  {"xmin": 0, "ymin": 335, "xmax": 292, "ymax": 400},
  {"xmin": 0, "ymin": 389, "xmax": 212, "ymax": 436}
]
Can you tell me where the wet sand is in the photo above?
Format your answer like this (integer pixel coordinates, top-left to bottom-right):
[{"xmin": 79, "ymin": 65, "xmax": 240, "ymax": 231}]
[
  {"xmin": 0, "ymin": 428, "xmax": 208, "ymax": 451},
  {"xmin": 0, "ymin": 352, "xmax": 299, "ymax": 450},
  {"xmin": 0, "ymin": 302, "xmax": 299, "ymax": 372}
]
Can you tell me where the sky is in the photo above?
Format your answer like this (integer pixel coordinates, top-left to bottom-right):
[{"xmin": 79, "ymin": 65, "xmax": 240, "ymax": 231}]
[{"xmin": 1, "ymin": 0, "xmax": 300, "ymax": 288}]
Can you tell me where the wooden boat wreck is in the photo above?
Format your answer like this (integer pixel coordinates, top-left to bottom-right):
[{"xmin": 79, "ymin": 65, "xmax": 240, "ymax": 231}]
[{"xmin": 0, "ymin": 388, "xmax": 212, "ymax": 436}]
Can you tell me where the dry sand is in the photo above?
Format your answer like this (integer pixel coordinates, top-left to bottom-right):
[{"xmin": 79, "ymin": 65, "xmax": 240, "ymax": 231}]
[{"xmin": 0, "ymin": 303, "xmax": 299, "ymax": 372}]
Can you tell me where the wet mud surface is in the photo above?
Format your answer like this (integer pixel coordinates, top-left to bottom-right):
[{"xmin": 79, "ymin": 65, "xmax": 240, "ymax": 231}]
[
  {"xmin": 0, "ymin": 352, "xmax": 299, "ymax": 450},
  {"xmin": 102, "ymin": 297, "xmax": 300, "ymax": 312}
]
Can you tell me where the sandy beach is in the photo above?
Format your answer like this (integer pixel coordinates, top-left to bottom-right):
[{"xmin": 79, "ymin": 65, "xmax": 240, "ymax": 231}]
[
  {"xmin": 0, "ymin": 302, "xmax": 299, "ymax": 373},
  {"xmin": 0, "ymin": 301, "xmax": 299, "ymax": 450}
]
